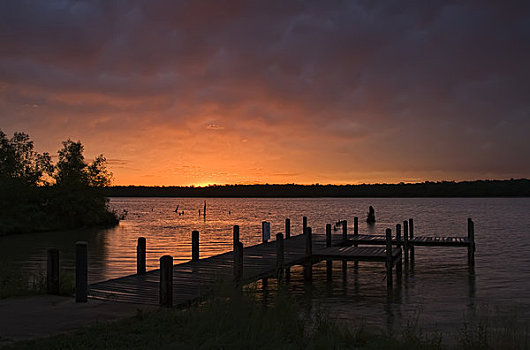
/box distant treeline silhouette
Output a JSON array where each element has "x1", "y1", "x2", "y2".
[{"x1": 105, "y1": 179, "x2": 530, "y2": 198}]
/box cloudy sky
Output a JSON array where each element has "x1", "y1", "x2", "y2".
[{"x1": 1, "y1": 1, "x2": 529, "y2": 185}]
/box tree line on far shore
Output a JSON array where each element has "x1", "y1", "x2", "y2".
[
  {"x1": 105, "y1": 179, "x2": 530, "y2": 198},
  {"x1": 0, "y1": 130, "x2": 117, "y2": 235}
]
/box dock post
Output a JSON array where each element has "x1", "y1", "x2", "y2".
[
  {"x1": 276, "y1": 233, "x2": 284, "y2": 281},
  {"x1": 353, "y1": 216, "x2": 359, "y2": 247},
  {"x1": 192, "y1": 230, "x2": 199, "y2": 261},
  {"x1": 47, "y1": 248, "x2": 59, "y2": 295},
  {"x1": 304, "y1": 227, "x2": 312, "y2": 281},
  {"x1": 262, "y1": 222, "x2": 271, "y2": 243},
  {"x1": 303, "y1": 216, "x2": 307, "y2": 233},
  {"x1": 285, "y1": 218, "x2": 291, "y2": 239},
  {"x1": 325, "y1": 224, "x2": 332, "y2": 281},
  {"x1": 408, "y1": 218, "x2": 415, "y2": 264},
  {"x1": 75, "y1": 241, "x2": 88, "y2": 303},
  {"x1": 137, "y1": 237, "x2": 146, "y2": 275},
  {"x1": 385, "y1": 229, "x2": 393, "y2": 290},
  {"x1": 159, "y1": 255, "x2": 173, "y2": 307},
  {"x1": 341, "y1": 221, "x2": 348, "y2": 273},
  {"x1": 395, "y1": 224, "x2": 402, "y2": 282},
  {"x1": 234, "y1": 242, "x2": 244, "y2": 282},
  {"x1": 233, "y1": 225, "x2": 240, "y2": 250},
  {"x1": 326, "y1": 224, "x2": 332, "y2": 247},
  {"x1": 468, "y1": 218, "x2": 475, "y2": 266},
  {"x1": 403, "y1": 220, "x2": 409, "y2": 263}
]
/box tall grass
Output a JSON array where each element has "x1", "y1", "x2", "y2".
[
  {"x1": 0, "y1": 262, "x2": 74, "y2": 299},
  {"x1": 1, "y1": 281, "x2": 528, "y2": 349}
]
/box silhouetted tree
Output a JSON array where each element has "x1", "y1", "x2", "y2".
[
  {"x1": 54, "y1": 139, "x2": 112, "y2": 187},
  {"x1": 0, "y1": 130, "x2": 53, "y2": 186},
  {"x1": 0, "y1": 132, "x2": 117, "y2": 235}
]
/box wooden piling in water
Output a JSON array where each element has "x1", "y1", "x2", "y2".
[
  {"x1": 233, "y1": 225, "x2": 240, "y2": 250},
  {"x1": 403, "y1": 220, "x2": 409, "y2": 263},
  {"x1": 276, "y1": 233, "x2": 284, "y2": 280},
  {"x1": 47, "y1": 248, "x2": 59, "y2": 295},
  {"x1": 325, "y1": 223, "x2": 332, "y2": 281},
  {"x1": 303, "y1": 216, "x2": 307, "y2": 233},
  {"x1": 395, "y1": 224, "x2": 402, "y2": 281},
  {"x1": 192, "y1": 230, "x2": 199, "y2": 261},
  {"x1": 409, "y1": 218, "x2": 415, "y2": 264},
  {"x1": 305, "y1": 226, "x2": 312, "y2": 256},
  {"x1": 262, "y1": 222, "x2": 271, "y2": 243},
  {"x1": 285, "y1": 218, "x2": 291, "y2": 239},
  {"x1": 137, "y1": 237, "x2": 146, "y2": 275},
  {"x1": 234, "y1": 242, "x2": 244, "y2": 282},
  {"x1": 353, "y1": 217, "x2": 359, "y2": 247},
  {"x1": 304, "y1": 227, "x2": 312, "y2": 281},
  {"x1": 342, "y1": 220, "x2": 348, "y2": 272},
  {"x1": 326, "y1": 224, "x2": 332, "y2": 247},
  {"x1": 468, "y1": 218, "x2": 475, "y2": 266},
  {"x1": 159, "y1": 255, "x2": 173, "y2": 307},
  {"x1": 385, "y1": 229, "x2": 393, "y2": 290},
  {"x1": 75, "y1": 241, "x2": 87, "y2": 303}
]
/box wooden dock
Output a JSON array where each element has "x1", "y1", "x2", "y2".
[
  {"x1": 87, "y1": 226, "x2": 403, "y2": 306},
  {"x1": 46, "y1": 217, "x2": 474, "y2": 307}
]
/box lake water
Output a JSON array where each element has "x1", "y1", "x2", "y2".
[{"x1": 2, "y1": 197, "x2": 530, "y2": 332}]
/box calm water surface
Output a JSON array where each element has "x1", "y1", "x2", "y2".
[{"x1": 2, "y1": 197, "x2": 529, "y2": 331}]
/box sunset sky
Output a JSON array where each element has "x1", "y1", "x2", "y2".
[{"x1": 1, "y1": 1, "x2": 529, "y2": 186}]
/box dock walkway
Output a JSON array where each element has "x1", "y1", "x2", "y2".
[{"x1": 88, "y1": 232, "x2": 400, "y2": 306}]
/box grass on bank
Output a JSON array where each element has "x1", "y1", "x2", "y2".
[
  {"x1": 4, "y1": 285, "x2": 528, "y2": 350},
  {"x1": 0, "y1": 262, "x2": 74, "y2": 299}
]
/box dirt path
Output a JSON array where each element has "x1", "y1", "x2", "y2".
[{"x1": 0, "y1": 295, "x2": 155, "y2": 347}]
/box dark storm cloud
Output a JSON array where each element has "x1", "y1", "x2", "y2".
[{"x1": 1, "y1": 0, "x2": 530, "y2": 183}]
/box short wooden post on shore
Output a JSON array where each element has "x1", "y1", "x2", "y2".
[
  {"x1": 285, "y1": 218, "x2": 291, "y2": 239},
  {"x1": 304, "y1": 226, "x2": 312, "y2": 281},
  {"x1": 303, "y1": 216, "x2": 307, "y2": 233},
  {"x1": 137, "y1": 237, "x2": 146, "y2": 275},
  {"x1": 468, "y1": 218, "x2": 475, "y2": 266},
  {"x1": 47, "y1": 248, "x2": 60, "y2": 295},
  {"x1": 233, "y1": 225, "x2": 240, "y2": 250},
  {"x1": 353, "y1": 216, "x2": 359, "y2": 247},
  {"x1": 159, "y1": 255, "x2": 173, "y2": 307},
  {"x1": 276, "y1": 233, "x2": 284, "y2": 280},
  {"x1": 409, "y1": 218, "x2": 415, "y2": 264},
  {"x1": 192, "y1": 230, "x2": 199, "y2": 261},
  {"x1": 75, "y1": 241, "x2": 88, "y2": 303},
  {"x1": 403, "y1": 220, "x2": 409, "y2": 263},
  {"x1": 234, "y1": 241, "x2": 244, "y2": 282},
  {"x1": 385, "y1": 229, "x2": 393, "y2": 290}
]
